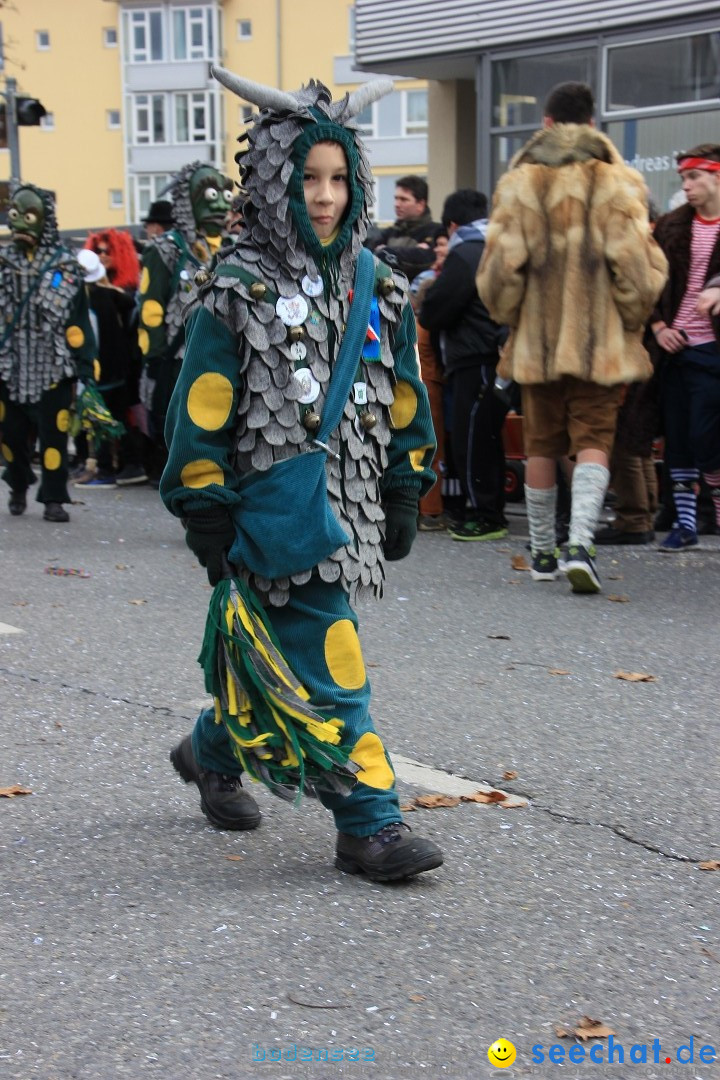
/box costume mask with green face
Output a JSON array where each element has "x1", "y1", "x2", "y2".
[
  {"x1": 189, "y1": 166, "x2": 233, "y2": 237},
  {"x1": 8, "y1": 188, "x2": 46, "y2": 252}
]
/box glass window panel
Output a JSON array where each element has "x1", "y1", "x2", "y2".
[
  {"x1": 406, "y1": 90, "x2": 427, "y2": 125},
  {"x1": 491, "y1": 132, "x2": 535, "y2": 188},
  {"x1": 150, "y1": 11, "x2": 163, "y2": 60},
  {"x1": 152, "y1": 95, "x2": 165, "y2": 142},
  {"x1": 206, "y1": 9, "x2": 214, "y2": 56},
  {"x1": 173, "y1": 11, "x2": 186, "y2": 60},
  {"x1": 176, "y1": 95, "x2": 189, "y2": 142},
  {"x1": 354, "y1": 103, "x2": 374, "y2": 135},
  {"x1": 492, "y1": 49, "x2": 596, "y2": 127},
  {"x1": 607, "y1": 33, "x2": 720, "y2": 111},
  {"x1": 133, "y1": 24, "x2": 145, "y2": 56}
]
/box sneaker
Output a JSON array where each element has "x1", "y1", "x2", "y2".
[
  {"x1": 115, "y1": 464, "x2": 148, "y2": 486},
  {"x1": 170, "y1": 735, "x2": 261, "y2": 831},
  {"x1": 72, "y1": 467, "x2": 96, "y2": 485},
  {"x1": 658, "y1": 526, "x2": 699, "y2": 552},
  {"x1": 75, "y1": 473, "x2": 117, "y2": 488},
  {"x1": 417, "y1": 513, "x2": 446, "y2": 532},
  {"x1": 531, "y1": 550, "x2": 560, "y2": 581},
  {"x1": 43, "y1": 502, "x2": 70, "y2": 523},
  {"x1": 448, "y1": 520, "x2": 509, "y2": 542},
  {"x1": 335, "y1": 822, "x2": 443, "y2": 882},
  {"x1": 563, "y1": 543, "x2": 601, "y2": 594},
  {"x1": 8, "y1": 490, "x2": 26, "y2": 516}
]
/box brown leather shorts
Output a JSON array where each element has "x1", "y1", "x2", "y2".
[{"x1": 521, "y1": 377, "x2": 623, "y2": 459}]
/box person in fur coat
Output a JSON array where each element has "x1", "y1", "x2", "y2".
[{"x1": 477, "y1": 81, "x2": 667, "y2": 593}]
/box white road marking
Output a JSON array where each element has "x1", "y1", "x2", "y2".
[
  {"x1": 393, "y1": 754, "x2": 528, "y2": 805},
  {"x1": 0, "y1": 622, "x2": 24, "y2": 635}
]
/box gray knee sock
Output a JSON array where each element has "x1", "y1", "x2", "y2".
[
  {"x1": 524, "y1": 485, "x2": 557, "y2": 554},
  {"x1": 570, "y1": 463, "x2": 610, "y2": 549}
]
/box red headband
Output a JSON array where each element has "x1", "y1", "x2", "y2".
[{"x1": 677, "y1": 157, "x2": 720, "y2": 174}]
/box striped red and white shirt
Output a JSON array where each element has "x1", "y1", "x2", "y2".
[{"x1": 673, "y1": 215, "x2": 720, "y2": 345}]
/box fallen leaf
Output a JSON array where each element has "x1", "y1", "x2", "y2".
[
  {"x1": 613, "y1": 670, "x2": 657, "y2": 682},
  {"x1": 115, "y1": 563, "x2": 129, "y2": 570},
  {"x1": 556, "y1": 1015, "x2": 616, "y2": 1041},
  {"x1": 700, "y1": 946, "x2": 720, "y2": 963},
  {"x1": 699, "y1": 860, "x2": 720, "y2": 871},
  {"x1": 548, "y1": 668, "x2": 571, "y2": 676},
  {"x1": 507, "y1": 579, "x2": 521, "y2": 585},
  {"x1": 223, "y1": 854, "x2": 244, "y2": 862},
  {"x1": 607, "y1": 594, "x2": 630, "y2": 603},
  {"x1": 511, "y1": 555, "x2": 530, "y2": 571},
  {"x1": 461, "y1": 790, "x2": 508, "y2": 804},
  {"x1": 0, "y1": 785, "x2": 32, "y2": 798},
  {"x1": 607, "y1": 574, "x2": 624, "y2": 581},
  {"x1": 13, "y1": 601, "x2": 28, "y2": 607},
  {"x1": 413, "y1": 793, "x2": 461, "y2": 809},
  {"x1": 129, "y1": 598, "x2": 147, "y2": 606},
  {"x1": 399, "y1": 802, "x2": 417, "y2": 812},
  {"x1": 488, "y1": 633, "x2": 511, "y2": 640},
  {"x1": 503, "y1": 770, "x2": 518, "y2": 781},
  {"x1": 54, "y1": 721, "x2": 63, "y2": 729},
  {"x1": 408, "y1": 994, "x2": 426, "y2": 1003}
]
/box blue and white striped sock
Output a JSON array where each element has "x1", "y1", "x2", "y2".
[{"x1": 669, "y1": 468, "x2": 699, "y2": 532}]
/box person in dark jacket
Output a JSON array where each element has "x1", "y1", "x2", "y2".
[
  {"x1": 367, "y1": 175, "x2": 444, "y2": 282},
  {"x1": 419, "y1": 188, "x2": 508, "y2": 540}
]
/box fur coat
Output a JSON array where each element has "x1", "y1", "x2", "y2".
[{"x1": 477, "y1": 125, "x2": 668, "y2": 386}]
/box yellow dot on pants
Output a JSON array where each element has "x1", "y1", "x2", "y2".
[
  {"x1": 187, "y1": 372, "x2": 234, "y2": 431},
  {"x1": 389, "y1": 381, "x2": 417, "y2": 429},
  {"x1": 66, "y1": 325, "x2": 85, "y2": 349},
  {"x1": 138, "y1": 328, "x2": 150, "y2": 356},
  {"x1": 349, "y1": 732, "x2": 395, "y2": 790},
  {"x1": 56, "y1": 408, "x2": 70, "y2": 432},
  {"x1": 1, "y1": 442, "x2": 14, "y2": 463},
  {"x1": 324, "y1": 619, "x2": 366, "y2": 690},
  {"x1": 140, "y1": 266, "x2": 150, "y2": 294},
  {"x1": 44, "y1": 447, "x2": 61, "y2": 470},
  {"x1": 93, "y1": 359, "x2": 101, "y2": 381},
  {"x1": 141, "y1": 299, "x2": 164, "y2": 329},
  {"x1": 410, "y1": 444, "x2": 433, "y2": 472},
  {"x1": 0, "y1": 401, "x2": 5, "y2": 422},
  {"x1": 180, "y1": 459, "x2": 225, "y2": 489}
]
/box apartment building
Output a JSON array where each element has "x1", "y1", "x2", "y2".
[{"x1": 1, "y1": 0, "x2": 429, "y2": 232}]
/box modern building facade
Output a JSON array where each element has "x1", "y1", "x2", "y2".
[
  {"x1": 0, "y1": 1, "x2": 428, "y2": 231},
  {"x1": 354, "y1": 0, "x2": 720, "y2": 213}
]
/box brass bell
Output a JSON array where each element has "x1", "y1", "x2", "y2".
[
  {"x1": 376, "y1": 276, "x2": 394, "y2": 297},
  {"x1": 303, "y1": 410, "x2": 321, "y2": 432},
  {"x1": 288, "y1": 324, "x2": 306, "y2": 344},
  {"x1": 360, "y1": 410, "x2": 377, "y2": 431},
  {"x1": 249, "y1": 282, "x2": 267, "y2": 301},
  {"x1": 194, "y1": 268, "x2": 211, "y2": 286}
]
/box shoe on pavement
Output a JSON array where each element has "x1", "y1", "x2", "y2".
[
  {"x1": 115, "y1": 464, "x2": 148, "y2": 486},
  {"x1": 417, "y1": 513, "x2": 446, "y2": 532},
  {"x1": 449, "y1": 519, "x2": 509, "y2": 542},
  {"x1": 658, "y1": 526, "x2": 699, "y2": 552},
  {"x1": 531, "y1": 550, "x2": 560, "y2": 581},
  {"x1": 43, "y1": 502, "x2": 70, "y2": 522},
  {"x1": 335, "y1": 822, "x2": 443, "y2": 882},
  {"x1": 75, "y1": 473, "x2": 116, "y2": 488},
  {"x1": 563, "y1": 543, "x2": 601, "y2": 594},
  {"x1": 595, "y1": 526, "x2": 654, "y2": 545},
  {"x1": 170, "y1": 735, "x2": 261, "y2": 831},
  {"x1": 8, "y1": 489, "x2": 27, "y2": 516}
]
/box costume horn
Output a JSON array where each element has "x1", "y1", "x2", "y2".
[
  {"x1": 210, "y1": 65, "x2": 299, "y2": 113},
  {"x1": 345, "y1": 78, "x2": 394, "y2": 118}
]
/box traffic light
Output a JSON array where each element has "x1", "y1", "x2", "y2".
[{"x1": 16, "y1": 96, "x2": 46, "y2": 126}]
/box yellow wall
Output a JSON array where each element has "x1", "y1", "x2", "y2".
[{"x1": 1, "y1": 0, "x2": 125, "y2": 232}]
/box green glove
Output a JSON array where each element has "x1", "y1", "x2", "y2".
[
  {"x1": 382, "y1": 489, "x2": 419, "y2": 561},
  {"x1": 184, "y1": 508, "x2": 236, "y2": 585}
]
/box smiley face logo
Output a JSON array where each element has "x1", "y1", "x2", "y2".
[{"x1": 488, "y1": 1039, "x2": 517, "y2": 1068}]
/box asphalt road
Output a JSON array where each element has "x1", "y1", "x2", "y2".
[{"x1": 1, "y1": 486, "x2": 718, "y2": 1080}]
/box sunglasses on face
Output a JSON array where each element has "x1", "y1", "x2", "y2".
[{"x1": 97, "y1": 247, "x2": 110, "y2": 255}]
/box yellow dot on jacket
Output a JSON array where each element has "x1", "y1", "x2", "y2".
[
  {"x1": 56, "y1": 408, "x2": 70, "y2": 432},
  {"x1": 349, "y1": 731, "x2": 394, "y2": 790},
  {"x1": 66, "y1": 325, "x2": 84, "y2": 349},
  {"x1": 93, "y1": 359, "x2": 101, "y2": 381},
  {"x1": 187, "y1": 372, "x2": 234, "y2": 431},
  {"x1": 180, "y1": 459, "x2": 225, "y2": 489},
  {"x1": 141, "y1": 299, "x2": 164, "y2": 328},
  {"x1": 324, "y1": 619, "x2": 366, "y2": 690},
  {"x1": 140, "y1": 266, "x2": 150, "y2": 294},
  {"x1": 1, "y1": 442, "x2": 13, "y2": 462},
  {"x1": 138, "y1": 328, "x2": 150, "y2": 355},
  {"x1": 410, "y1": 444, "x2": 433, "y2": 472},
  {"x1": 44, "y1": 447, "x2": 61, "y2": 470},
  {"x1": 389, "y1": 381, "x2": 417, "y2": 429}
]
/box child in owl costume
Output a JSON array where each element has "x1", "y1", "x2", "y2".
[
  {"x1": 0, "y1": 183, "x2": 96, "y2": 522},
  {"x1": 161, "y1": 68, "x2": 443, "y2": 882}
]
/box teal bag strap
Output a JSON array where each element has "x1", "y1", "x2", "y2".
[{"x1": 316, "y1": 247, "x2": 375, "y2": 442}]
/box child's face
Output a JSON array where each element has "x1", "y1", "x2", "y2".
[{"x1": 303, "y1": 142, "x2": 349, "y2": 240}]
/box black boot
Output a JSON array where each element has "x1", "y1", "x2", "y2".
[
  {"x1": 43, "y1": 502, "x2": 70, "y2": 522},
  {"x1": 335, "y1": 822, "x2": 443, "y2": 882},
  {"x1": 8, "y1": 490, "x2": 27, "y2": 516},
  {"x1": 170, "y1": 735, "x2": 261, "y2": 831}
]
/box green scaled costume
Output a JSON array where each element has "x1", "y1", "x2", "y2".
[
  {"x1": 0, "y1": 183, "x2": 96, "y2": 514},
  {"x1": 161, "y1": 70, "x2": 436, "y2": 834}
]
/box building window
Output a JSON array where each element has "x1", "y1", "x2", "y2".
[
  {"x1": 492, "y1": 48, "x2": 596, "y2": 128},
  {"x1": 40, "y1": 113, "x2": 55, "y2": 131},
  {"x1": 237, "y1": 19, "x2": 252, "y2": 41},
  {"x1": 403, "y1": 90, "x2": 428, "y2": 135},
  {"x1": 353, "y1": 101, "x2": 376, "y2": 137},
  {"x1": 35, "y1": 30, "x2": 50, "y2": 50},
  {"x1": 103, "y1": 27, "x2": 118, "y2": 48},
  {"x1": 107, "y1": 109, "x2": 122, "y2": 130},
  {"x1": 175, "y1": 91, "x2": 213, "y2": 143},
  {"x1": 606, "y1": 32, "x2": 720, "y2": 114},
  {"x1": 172, "y1": 6, "x2": 214, "y2": 61},
  {"x1": 348, "y1": 6, "x2": 356, "y2": 52},
  {"x1": 132, "y1": 173, "x2": 171, "y2": 223},
  {"x1": 124, "y1": 9, "x2": 164, "y2": 63},
  {"x1": 109, "y1": 189, "x2": 124, "y2": 210},
  {"x1": 131, "y1": 93, "x2": 167, "y2": 144}
]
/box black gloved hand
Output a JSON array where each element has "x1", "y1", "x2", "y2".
[
  {"x1": 184, "y1": 508, "x2": 236, "y2": 585},
  {"x1": 382, "y1": 489, "x2": 419, "y2": 561}
]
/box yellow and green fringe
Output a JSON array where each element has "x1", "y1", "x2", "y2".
[{"x1": 199, "y1": 576, "x2": 359, "y2": 803}]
